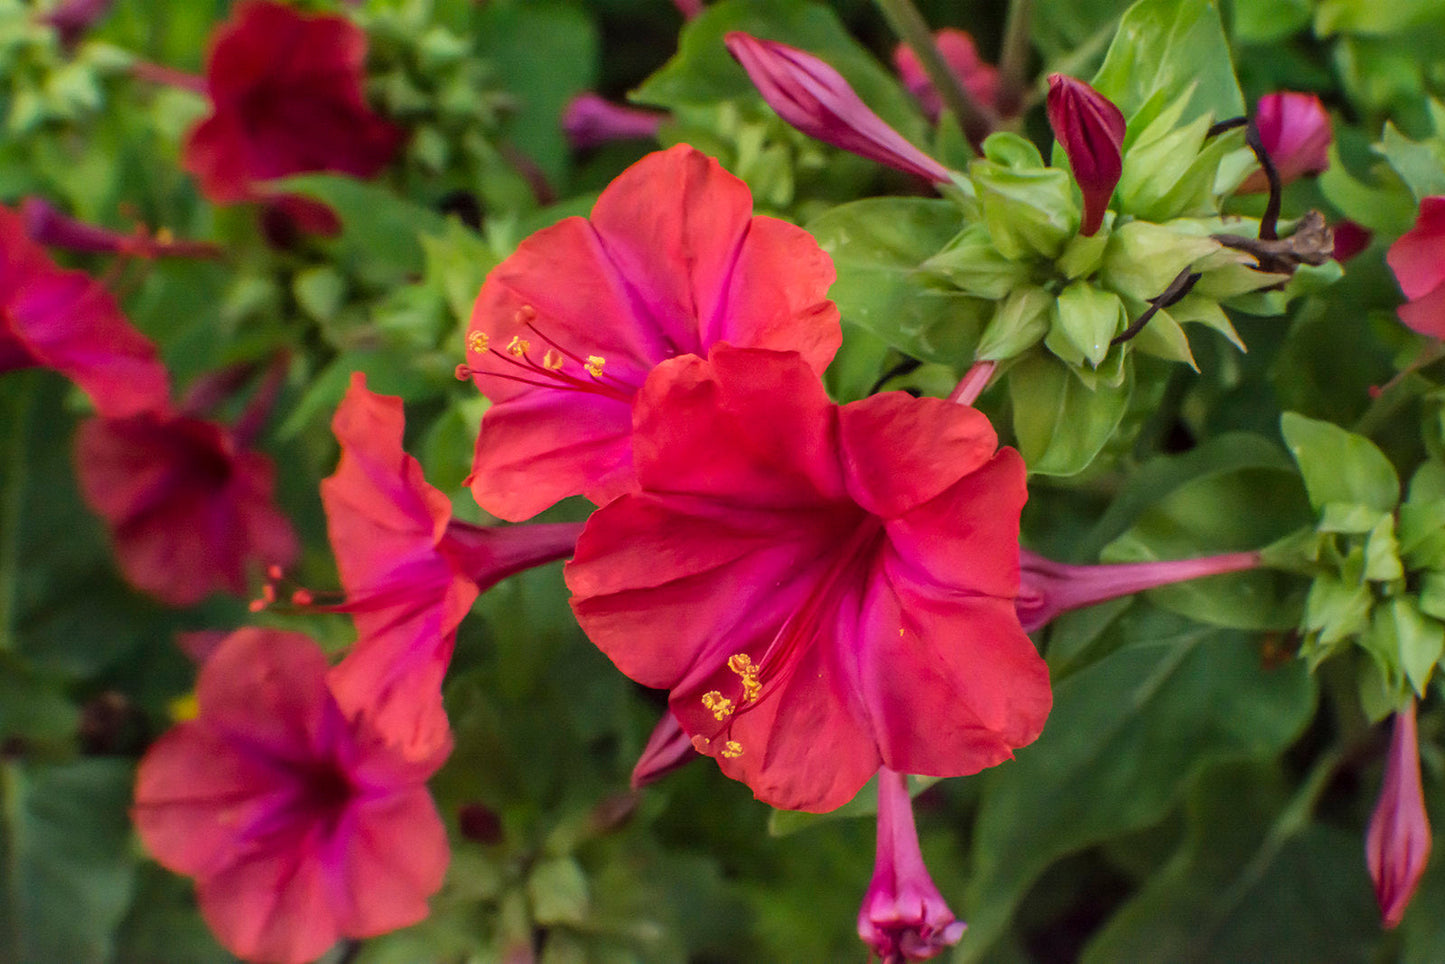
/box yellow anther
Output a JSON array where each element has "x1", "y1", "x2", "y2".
[
  {"x1": 721, "y1": 740, "x2": 744, "y2": 758},
  {"x1": 899, "y1": 627, "x2": 905, "y2": 637},
  {"x1": 169, "y1": 692, "x2": 199, "y2": 722},
  {"x1": 514, "y1": 305, "x2": 537, "y2": 325},
  {"x1": 701, "y1": 690, "x2": 735, "y2": 721},
  {"x1": 691, "y1": 735, "x2": 711, "y2": 752},
  {"x1": 467, "y1": 331, "x2": 490, "y2": 353},
  {"x1": 585, "y1": 354, "x2": 606, "y2": 377},
  {"x1": 507, "y1": 335, "x2": 530, "y2": 357},
  {"x1": 542, "y1": 349, "x2": 565, "y2": 371},
  {"x1": 728, "y1": 653, "x2": 762, "y2": 703}
]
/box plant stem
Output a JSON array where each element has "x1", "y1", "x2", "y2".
[
  {"x1": 0, "y1": 379, "x2": 35, "y2": 653},
  {"x1": 872, "y1": 0, "x2": 998, "y2": 143},
  {"x1": 996, "y1": 0, "x2": 1033, "y2": 117}
]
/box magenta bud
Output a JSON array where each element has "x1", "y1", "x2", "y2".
[
  {"x1": 630, "y1": 711, "x2": 699, "y2": 789},
  {"x1": 562, "y1": 93, "x2": 665, "y2": 150},
  {"x1": 1367, "y1": 700, "x2": 1432, "y2": 929},
  {"x1": 1045, "y1": 74, "x2": 1126, "y2": 237},
  {"x1": 724, "y1": 32, "x2": 951, "y2": 184},
  {"x1": 1239, "y1": 92, "x2": 1331, "y2": 195}
]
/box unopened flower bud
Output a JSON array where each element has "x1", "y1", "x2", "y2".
[
  {"x1": 1367, "y1": 700, "x2": 1432, "y2": 929},
  {"x1": 1238, "y1": 92, "x2": 1331, "y2": 195},
  {"x1": 1045, "y1": 74, "x2": 1125, "y2": 236}
]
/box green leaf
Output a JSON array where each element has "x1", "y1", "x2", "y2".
[
  {"x1": 1389, "y1": 597, "x2": 1444, "y2": 695},
  {"x1": 1280, "y1": 412, "x2": 1401, "y2": 513},
  {"x1": 957, "y1": 611, "x2": 1316, "y2": 962},
  {"x1": 1091, "y1": 0, "x2": 1244, "y2": 126},
  {"x1": 1376, "y1": 122, "x2": 1445, "y2": 201},
  {"x1": 527, "y1": 857, "x2": 590, "y2": 926},
  {"x1": 1008, "y1": 353, "x2": 1133, "y2": 476},
  {"x1": 1315, "y1": 0, "x2": 1444, "y2": 35},
  {"x1": 1051, "y1": 282, "x2": 1126, "y2": 368},
  {"x1": 971, "y1": 137, "x2": 1080, "y2": 261},
  {"x1": 0, "y1": 760, "x2": 137, "y2": 964}
]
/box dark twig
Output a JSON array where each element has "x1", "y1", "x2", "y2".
[
  {"x1": 1213, "y1": 209, "x2": 1335, "y2": 275},
  {"x1": 1207, "y1": 115, "x2": 1248, "y2": 138},
  {"x1": 1110, "y1": 268, "x2": 1201, "y2": 347},
  {"x1": 1244, "y1": 119, "x2": 1282, "y2": 241}
]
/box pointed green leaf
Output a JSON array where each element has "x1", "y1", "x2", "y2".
[{"x1": 1280, "y1": 413, "x2": 1400, "y2": 513}]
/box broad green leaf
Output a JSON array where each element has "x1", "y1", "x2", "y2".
[
  {"x1": 1317, "y1": 146, "x2": 1418, "y2": 235},
  {"x1": 528, "y1": 857, "x2": 590, "y2": 925},
  {"x1": 1315, "y1": 0, "x2": 1443, "y2": 35},
  {"x1": 1008, "y1": 353, "x2": 1133, "y2": 476},
  {"x1": 1091, "y1": 0, "x2": 1244, "y2": 125},
  {"x1": 957, "y1": 611, "x2": 1315, "y2": 962},
  {"x1": 1080, "y1": 761, "x2": 1378, "y2": 963},
  {"x1": 1376, "y1": 122, "x2": 1445, "y2": 201},
  {"x1": 0, "y1": 760, "x2": 137, "y2": 964},
  {"x1": 1229, "y1": 0, "x2": 1311, "y2": 42},
  {"x1": 1280, "y1": 412, "x2": 1401, "y2": 513}
]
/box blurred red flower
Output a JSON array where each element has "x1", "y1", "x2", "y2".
[
  {"x1": 893, "y1": 29, "x2": 1001, "y2": 122},
  {"x1": 75, "y1": 410, "x2": 297, "y2": 606},
  {"x1": 566, "y1": 347, "x2": 1050, "y2": 813},
  {"x1": 1238, "y1": 91, "x2": 1332, "y2": 195},
  {"x1": 133, "y1": 628, "x2": 448, "y2": 964},
  {"x1": 0, "y1": 205, "x2": 169, "y2": 418},
  {"x1": 1387, "y1": 196, "x2": 1445, "y2": 337},
  {"x1": 183, "y1": 0, "x2": 404, "y2": 234},
  {"x1": 463, "y1": 144, "x2": 840, "y2": 521}
]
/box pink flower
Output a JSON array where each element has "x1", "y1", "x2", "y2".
[
  {"x1": 1238, "y1": 92, "x2": 1332, "y2": 195},
  {"x1": 321, "y1": 373, "x2": 582, "y2": 760},
  {"x1": 1045, "y1": 74, "x2": 1125, "y2": 237},
  {"x1": 1367, "y1": 700, "x2": 1432, "y2": 929},
  {"x1": 565, "y1": 346, "x2": 1050, "y2": 813},
  {"x1": 724, "y1": 32, "x2": 952, "y2": 184},
  {"x1": 1387, "y1": 196, "x2": 1445, "y2": 338},
  {"x1": 857, "y1": 768, "x2": 966, "y2": 962},
  {"x1": 38, "y1": 0, "x2": 112, "y2": 46},
  {"x1": 133, "y1": 628, "x2": 449, "y2": 963},
  {"x1": 183, "y1": 1, "x2": 404, "y2": 232},
  {"x1": 562, "y1": 93, "x2": 665, "y2": 149},
  {"x1": 893, "y1": 29, "x2": 1000, "y2": 122},
  {"x1": 1016, "y1": 548, "x2": 1262, "y2": 632},
  {"x1": 463, "y1": 144, "x2": 840, "y2": 521},
  {"x1": 0, "y1": 205, "x2": 169, "y2": 418},
  {"x1": 74, "y1": 410, "x2": 297, "y2": 606}
]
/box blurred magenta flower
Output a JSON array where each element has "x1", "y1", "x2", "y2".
[
  {"x1": 1387, "y1": 196, "x2": 1445, "y2": 337},
  {"x1": 463, "y1": 144, "x2": 840, "y2": 521},
  {"x1": 75, "y1": 410, "x2": 297, "y2": 606},
  {"x1": 1332, "y1": 219, "x2": 1371, "y2": 262},
  {"x1": 566, "y1": 346, "x2": 1049, "y2": 813},
  {"x1": 893, "y1": 29, "x2": 1000, "y2": 122},
  {"x1": 1238, "y1": 91, "x2": 1332, "y2": 195},
  {"x1": 320, "y1": 374, "x2": 582, "y2": 761},
  {"x1": 21, "y1": 197, "x2": 221, "y2": 259},
  {"x1": 857, "y1": 768, "x2": 966, "y2": 962},
  {"x1": 1367, "y1": 700, "x2": 1432, "y2": 929},
  {"x1": 724, "y1": 32, "x2": 952, "y2": 183},
  {"x1": 0, "y1": 205, "x2": 170, "y2": 418},
  {"x1": 38, "y1": 0, "x2": 112, "y2": 46},
  {"x1": 183, "y1": 0, "x2": 404, "y2": 234},
  {"x1": 1016, "y1": 548, "x2": 1262, "y2": 632},
  {"x1": 1045, "y1": 74, "x2": 1125, "y2": 237},
  {"x1": 133, "y1": 628, "x2": 449, "y2": 964},
  {"x1": 562, "y1": 92, "x2": 664, "y2": 150}
]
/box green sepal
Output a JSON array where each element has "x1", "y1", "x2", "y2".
[
  {"x1": 920, "y1": 224, "x2": 1033, "y2": 299},
  {"x1": 1388, "y1": 597, "x2": 1444, "y2": 695},
  {"x1": 1128, "y1": 305, "x2": 1198, "y2": 369},
  {"x1": 970, "y1": 133, "x2": 1080, "y2": 261},
  {"x1": 1418, "y1": 571, "x2": 1445, "y2": 622},
  {"x1": 1362, "y1": 514, "x2": 1405, "y2": 583},
  {"x1": 1008, "y1": 352, "x2": 1133, "y2": 476},
  {"x1": 1052, "y1": 282, "x2": 1127, "y2": 368},
  {"x1": 1317, "y1": 502, "x2": 1391, "y2": 536},
  {"x1": 1057, "y1": 224, "x2": 1113, "y2": 280},
  {"x1": 976, "y1": 286, "x2": 1053, "y2": 361},
  {"x1": 1302, "y1": 574, "x2": 1373, "y2": 655},
  {"x1": 1101, "y1": 220, "x2": 1220, "y2": 301}
]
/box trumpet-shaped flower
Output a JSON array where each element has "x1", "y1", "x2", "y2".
[
  {"x1": 1387, "y1": 196, "x2": 1445, "y2": 337},
  {"x1": 133, "y1": 628, "x2": 449, "y2": 964},
  {"x1": 857, "y1": 768, "x2": 966, "y2": 962},
  {"x1": 1367, "y1": 700, "x2": 1432, "y2": 929},
  {"x1": 322, "y1": 374, "x2": 582, "y2": 760},
  {"x1": 1045, "y1": 74, "x2": 1125, "y2": 237},
  {"x1": 0, "y1": 205, "x2": 169, "y2": 418},
  {"x1": 463, "y1": 144, "x2": 840, "y2": 521},
  {"x1": 566, "y1": 347, "x2": 1050, "y2": 813}
]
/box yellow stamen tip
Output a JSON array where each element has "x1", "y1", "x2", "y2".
[
  {"x1": 169, "y1": 692, "x2": 199, "y2": 722},
  {"x1": 721, "y1": 740, "x2": 743, "y2": 758},
  {"x1": 585, "y1": 354, "x2": 606, "y2": 377},
  {"x1": 701, "y1": 690, "x2": 735, "y2": 720},
  {"x1": 467, "y1": 331, "x2": 490, "y2": 354},
  {"x1": 542, "y1": 349, "x2": 565, "y2": 371},
  {"x1": 507, "y1": 335, "x2": 530, "y2": 357},
  {"x1": 514, "y1": 305, "x2": 537, "y2": 325}
]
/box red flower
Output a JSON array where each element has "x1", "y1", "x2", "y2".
[
  {"x1": 724, "y1": 32, "x2": 952, "y2": 184},
  {"x1": 322, "y1": 374, "x2": 581, "y2": 760},
  {"x1": 1367, "y1": 700, "x2": 1432, "y2": 929},
  {"x1": 463, "y1": 144, "x2": 840, "y2": 521},
  {"x1": 74, "y1": 411, "x2": 297, "y2": 606},
  {"x1": 893, "y1": 29, "x2": 1000, "y2": 122},
  {"x1": 857, "y1": 768, "x2": 966, "y2": 962},
  {"x1": 1045, "y1": 74, "x2": 1125, "y2": 237},
  {"x1": 1238, "y1": 92, "x2": 1332, "y2": 195},
  {"x1": 183, "y1": 0, "x2": 404, "y2": 231},
  {"x1": 133, "y1": 628, "x2": 448, "y2": 964},
  {"x1": 1387, "y1": 196, "x2": 1445, "y2": 337},
  {"x1": 565, "y1": 347, "x2": 1050, "y2": 813},
  {"x1": 0, "y1": 205, "x2": 169, "y2": 418}
]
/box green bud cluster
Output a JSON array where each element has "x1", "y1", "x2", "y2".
[
  {"x1": 0, "y1": 1, "x2": 133, "y2": 136},
  {"x1": 1271, "y1": 413, "x2": 1445, "y2": 720}
]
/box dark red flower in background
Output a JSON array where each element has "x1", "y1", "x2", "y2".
[
  {"x1": 321, "y1": 374, "x2": 581, "y2": 761},
  {"x1": 134, "y1": 628, "x2": 448, "y2": 964},
  {"x1": 1387, "y1": 196, "x2": 1445, "y2": 338},
  {"x1": 1238, "y1": 91, "x2": 1332, "y2": 195},
  {"x1": 464, "y1": 144, "x2": 840, "y2": 521},
  {"x1": 74, "y1": 410, "x2": 297, "y2": 606},
  {"x1": 0, "y1": 205, "x2": 169, "y2": 418},
  {"x1": 1045, "y1": 74, "x2": 1125, "y2": 237},
  {"x1": 566, "y1": 347, "x2": 1050, "y2": 813},
  {"x1": 183, "y1": 0, "x2": 404, "y2": 233},
  {"x1": 893, "y1": 29, "x2": 1000, "y2": 122}
]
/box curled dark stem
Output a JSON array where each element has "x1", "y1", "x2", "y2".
[
  {"x1": 1110, "y1": 268, "x2": 1201, "y2": 347},
  {"x1": 869, "y1": 356, "x2": 923, "y2": 394},
  {"x1": 1207, "y1": 115, "x2": 1248, "y2": 138},
  {"x1": 1213, "y1": 209, "x2": 1335, "y2": 275},
  {"x1": 1245, "y1": 119, "x2": 1282, "y2": 241}
]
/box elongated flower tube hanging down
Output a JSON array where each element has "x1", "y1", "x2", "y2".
[
  {"x1": 133, "y1": 628, "x2": 449, "y2": 964},
  {"x1": 319, "y1": 374, "x2": 582, "y2": 761},
  {"x1": 1367, "y1": 700, "x2": 1432, "y2": 929},
  {"x1": 858, "y1": 768, "x2": 966, "y2": 962},
  {"x1": 562, "y1": 93, "x2": 664, "y2": 150},
  {"x1": 21, "y1": 197, "x2": 221, "y2": 259},
  {"x1": 1045, "y1": 74, "x2": 1125, "y2": 237},
  {"x1": 724, "y1": 32, "x2": 952, "y2": 184},
  {"x1": 566, "y1": 346, "x2": 1050, "y2": 813},
  {"x1": 462, "y1": 144, "x2": 840, "y2": 521}
]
